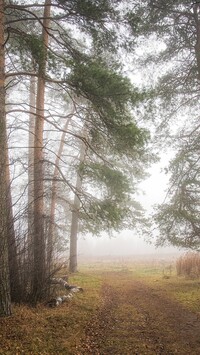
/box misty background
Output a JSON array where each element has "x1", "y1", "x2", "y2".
[{"x1": 78, "y1": 154, "x2": 182, "y2": 257}]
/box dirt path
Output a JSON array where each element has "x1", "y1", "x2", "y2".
[{"x1": 76, "y1": 272, "x2": 200, "y2": 354}]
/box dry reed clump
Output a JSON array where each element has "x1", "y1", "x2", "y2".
[{"x1": 176, "y1": 252, "x2": 200, "y2": 278}]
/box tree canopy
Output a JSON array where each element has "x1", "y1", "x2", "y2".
[
  {"x1": 0, "y1": 0, "x2": 154, "y2": 312},
  {"x1": 131, "y1": 0, "x2": 200, "y2": 249}
]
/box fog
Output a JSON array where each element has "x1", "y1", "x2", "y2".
[
  {"x1": 78, "y1": 156, "x2": 184, "y2": 258},
  {"x1": 78, "y1": 232, "x2": 181, "y2": 257}
]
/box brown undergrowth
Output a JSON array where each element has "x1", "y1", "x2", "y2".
[
  {"x1": 0, "y1": 271, "x2": 102, "y2": 354},
  {"x1": 1, "y1": 259, "x2": 200, "y2": 354},
  {"x1": 76, "y1": 270, "x2": 200, "y2": 354}
]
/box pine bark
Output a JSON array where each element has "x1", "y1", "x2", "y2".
[
  {"x1": 0, "y1": 0, "x2": 12, "y2": 316},
  {"x1": 32, "y1": 0, "x2": 51, "y2": 303}
]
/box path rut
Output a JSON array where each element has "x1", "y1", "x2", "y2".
[{"x1": 76, "y1": 273, "x2": 200, "y2": 354}]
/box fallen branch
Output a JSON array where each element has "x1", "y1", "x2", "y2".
[
  {"x1": 46, "y1": 294, "x2": 73, "y2": 307},
  {"x1": 51, "y1": 277, "x2": 83, "y2": 292},
  {"x1": 46, "y1": 277, "x2": 83, "y2": 307}
]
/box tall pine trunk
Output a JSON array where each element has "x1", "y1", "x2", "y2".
[
  {"x1": 27, "y1": 75, "x2": 36, "y2": 290},
  {"x1": 0, "y1": 0, "x2": 12, "y2": 316},
  {"x1": 32, "y1": 0, "x2": 51, "y2": 303},
  {"x1": 69, "y1": 133, "x2": 86, "y2": 273}
]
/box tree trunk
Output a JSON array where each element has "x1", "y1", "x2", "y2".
[
  {"x1": 32, "y1": 0, "x2": 51, "y2": 303},
  {"x1": 69, "y1": 199, "x2": 80, "y2": 273},
  {"x1": 27, "y1": 75, "x2": 36, "y2": 287},
  {"x1": 69, "y1": 133, "x2": 87, "y2": 273},
  {"x1": 6, "y1": 151, "x2": 21, "y2": 304},
  {"x1": 47, "y1": 115, "x2": 73, "y2": 274},
  {"x1": 0, "y1": 0, "x2": 12, "y2": 316}
]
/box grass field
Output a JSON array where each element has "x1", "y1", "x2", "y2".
[{"x1": 1, "y1": 255, "x2": 200, "y2": 354}]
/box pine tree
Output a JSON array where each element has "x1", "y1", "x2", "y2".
[
  {"x1": 131, "y1": 0, "x2": 200, "y2": 249},
  {"x1": 2, "y1": 0, "x2": 152, "y2": 301}
]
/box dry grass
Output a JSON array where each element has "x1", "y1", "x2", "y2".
[
  {"x1": 176, "y1": 252, "x2": 200, "y2": 278},
  {"x1": 0, "y1": 271, "x2": 103, "y2": 355},
  {"x1": 1, "y1": 257, "x2": 200, "y2": 354}
]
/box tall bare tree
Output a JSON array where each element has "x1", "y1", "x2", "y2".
[{"x1": 0, "y1": 0, "x2": 11, "y2": 316}]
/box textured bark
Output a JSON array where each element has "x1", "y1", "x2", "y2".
[
  {"x1": 47, "y1": 116, "x2": 72, "y2": 273},
  {"x1": 69, "y1": 133, "x2": 86, "y2": 273},
  {"x1": 32, "y1": 0, "x2": 51, "y2": 303},
  {"x1": 0, "y1": 0, "x2": 12, "y2": 316}
]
